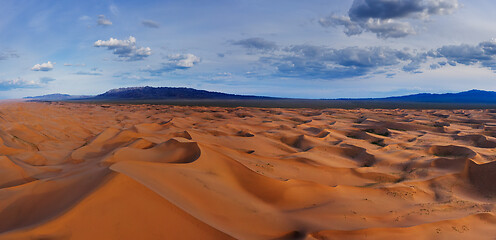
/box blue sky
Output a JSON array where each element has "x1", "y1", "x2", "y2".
[{"x1": 1, "y1": 0, "x2": 496, "y2": 99}]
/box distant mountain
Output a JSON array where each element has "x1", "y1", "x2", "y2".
[
  {"x1": 24, "y1": 93, "x2": 92, "y2": 101},
  {"x1": 368, "y1": 89, "x2": 496, "y2": 103},
  {"x1": 93, "y1": 86, "x2": 277, "y2": 100},
  {"x1": 24, "y1": 88, "x2": 496, "y2": 107}
]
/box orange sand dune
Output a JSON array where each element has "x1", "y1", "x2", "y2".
[{"x1": 0, "y1": 102, "x2": 496, "y2": 239}]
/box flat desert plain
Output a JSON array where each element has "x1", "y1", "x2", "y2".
[{"x1": 1, "y1": 102, "x2": 496, "y2": 240}]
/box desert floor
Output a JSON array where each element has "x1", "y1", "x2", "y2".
[{"x1": 0, "y1": 102, "x2": 496, "y2": 239}]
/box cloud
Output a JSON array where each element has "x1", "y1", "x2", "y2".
[
  {"x1": 0, "y1": 50, "x2": 19, "y2": 60},
  {"x1": 74, "y1": 67, "x2": 103, "y2": 76},
  {"x1": 167, "y1": 54, "x2": 201, "y2": 68},
  {"x1": 0, "y1": 78, "x2": 40, "y2": 91},
  {"x1": 321, "y1": 0, "x2": 459, "y2": 38},
  {"x1": 252, "y1": 38, "x2": 496, "y2": 80},
  {"x1": 74, "y1": 71, "x2": 103, "y2": 76},
  {"x1": 348, "y1": 0, "x2": 459, "y2": 20},
  {"x1": 113, "y1": 72, "x2": 150, "y2": 81},
  {"x1": 319, "y1": 15, "x2": 363, "y2": 36},
  {"x1": 231, "y1": 38, "x2": 278, "y2": 51},
  {"x1": 31, "y1": 61, "x2": 54, "y2": 71},
  {"x1": 259, "y1": 44, "x2": 416, "y2": 79},
  {"x1": 143, "y1": 53, "x2": 200, "y2": 76},
  {"x1": 97, "y1": 15, "x2": 112, "y2": 26},
  {"x1": 40, "y1": 77, "x2": 55, "y2": 83},
  {"x1": 64, "y1": 63, "x2": 86, "y2": 66},
  {"x1": 110, "y1": 4, "x2": 119, "y2": 15},
  {"x1": 94, "y1": 36, "x2": 151, "y2": 61},
  {"x1": 434, "y1": 39, "x2": 496, "y2": 70},
  {"x1": 79, "y1": 15, "x2": 91, "y2": 21},
  {"x1": 142, "y1": 20, "x2": 160, "y2": 28}
]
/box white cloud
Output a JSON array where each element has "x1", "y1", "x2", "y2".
[
  {"x1": 0, "y1": 78, "x2": 39, "y2": 90},
  {"x1": 97, "y1": 15, "x2": 112, "y2": 26},
  {"x1": 31, "y1": 61, "x2": 54, "y2": 71},
  {"x1": 143, "y1": 53, "x2": 201, "y2": 76},
  {"x1": 94, "y1": 36, "x2": 151, "y2": 61},
  {"x1": 168, "y1": 53, "x2": 201, "y2": 68}
]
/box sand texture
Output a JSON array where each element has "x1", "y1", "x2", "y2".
[{"x1": 0, "y1": 102, "x2": 496, "y2": 239}]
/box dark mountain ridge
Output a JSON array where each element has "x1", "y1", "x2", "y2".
[
  {"x1": 25, "y1": 87, "x2": 496, "y2": 105},
  {"x1": 372, "y1": 89, "x2": 496, "y2": 103},
  {"x1": 93, "y1": 86, "x2": 278, "y2": 100}
]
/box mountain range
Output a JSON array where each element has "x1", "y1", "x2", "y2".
[{"x1": 24, "y1": 87, "x2": 496, "y2": 105}]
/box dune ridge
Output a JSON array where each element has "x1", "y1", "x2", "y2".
[{"x1": 0, "y1": 102, "x2": 495, "y2": 239}]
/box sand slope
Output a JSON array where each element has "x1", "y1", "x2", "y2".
[{"x1": 0, "y1": 103, "x2": 495, "y2": 239}]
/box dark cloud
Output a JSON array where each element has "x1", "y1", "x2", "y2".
[
  {"x1": 94, "y1": 36, "x2": 151, "y2": 61},
  {"x1": 319, "y1": 15, "x2": 414, "y2": 38},
  {"x1": 349, "y1": 0, "x2": 424, "y2": 20},
  {"x1": 434, "y1": 40, "x2": 496, "y2": 70},
  {"x1": 231, "y1": 38, "x2": 278, "y2": 51},
  {"x1": 143, "y1": 53, "x2": 200, "y2": 76},
  {"x1": 142, "y1": 20, "x2": 160, "y2": 28},
  {"x1": 261, "y1": 44, "x2": 416, "y2": 79},
  {"x1": 319, "y1": 15, "x2": 363, "y2": 36},
  {"x1": 249, "y1": 39, "x2": 496, "y2": 80},
  {"x1": 321, "y1": 0, "x2": 459, "y2": 39},
  {"x1": 261, "y1": 39, "x2": 496, "y2": 80}
]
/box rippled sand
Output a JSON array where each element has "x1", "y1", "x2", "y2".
[{"x1": 0, "y1": 102, "x2": 496, "y2": 239}]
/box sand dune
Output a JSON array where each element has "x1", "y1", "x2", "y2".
[{"x1": 0, "y1": 103, "x2": 496, "y2": 239}]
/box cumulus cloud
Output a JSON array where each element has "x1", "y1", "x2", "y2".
[
  {"x1": 434, "y1": 39, "x2": 496, "y2": 70},
  {"x1": 259, "y1": 44, "x2": 416, "y2": 79},
  {"x1": 250, "y1": 38, "x2": 496, "y2": 80},
  {"x1": 142, "y1": 20, "x2": 160, "y2": 28},
  {"x1": 231, "y1": 38, "x2": 278, "y2": 51},
  {"x1": 97, "y1": 15, "x2": 112, "y2": 26},
  {"x1": 31, "y1": 61, "x2": 54, "y2": 71},
  {"x1": 321, "y1": 0, "x2": 459, "y2": 38},
  {"x1": 0, "y1": 78, "x2": 39, "y2": 91},
  {"x1": 167, "y1": 54, "x2": 201, "y2": 68},
  {"x1": 143, "y1": 53, "x2": 201, "y2": 76},
  {"x1": 94, "y1": 36, "x2": 151, "y2": 61}
]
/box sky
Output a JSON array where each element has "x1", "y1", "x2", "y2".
[{"x1": 1, "y1": 0, "x2": 496, "y2": 99}]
